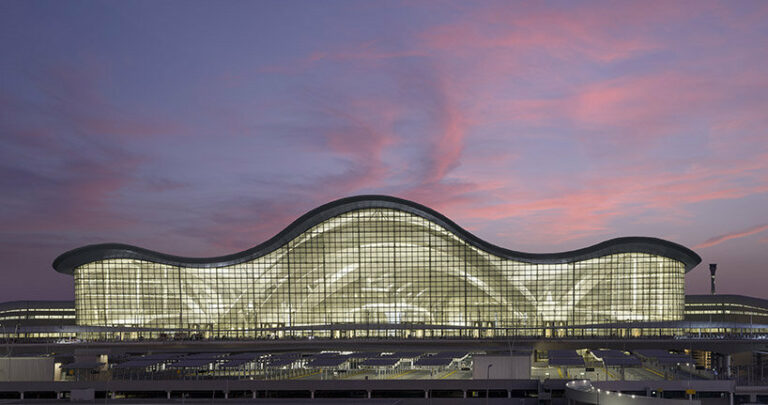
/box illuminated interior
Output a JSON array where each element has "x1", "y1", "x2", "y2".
[
  {"x1": 685, "y1": 295, "x2": 768, "y2": 325},
  {"x1": 0, "y1": 301, "x2": 77, "y2": 340},
  {"x1": 71, "y1": 207, "x2": 687, "y2": 338}
]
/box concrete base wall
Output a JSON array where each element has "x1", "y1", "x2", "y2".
[
  {"x1": 473, "y1": 355, "x2": 531, "y2": 379},
  {"x1": 0, "y1": 357, "x2": 54, "y2": 382}
]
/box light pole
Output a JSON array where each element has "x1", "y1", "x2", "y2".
[{"x1": 486, "y1": 364, "x2": 493, "y2": 405}]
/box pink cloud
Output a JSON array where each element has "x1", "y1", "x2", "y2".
[
  {"x1": 431, "y1": 150, "x2": 768, "y2": 243},
  {"x1": 469, "y1": 71, "x2": 718, "y2": 145},
  {"x1": 424, "y1": 97, "x2": 466, "y2": 184},
  {"x1": 302, "y1": 55, "x2": 470, "y2": 193},
  {"x1": 411, "y1": 1, "x2": 768, "y2": 156},
  {"x1": 569, "y1": 74, "x2": 709, "y2": 127},
  {"x1": 311, "y1": 99, "x2": 404, "y2": 194},
  {"x1": 247, "y1": 2, "x2": 768, "y2": 250},
  {"x1": 696, "y1": 224, "x2": 768, "y2": 249},
  {"x1": 419, "y1": 2, "x2": 675, "y2": 62}
]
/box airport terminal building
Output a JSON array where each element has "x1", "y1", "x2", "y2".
[
  {"x1": 6, "y1": 196, "x2": 768, "y2": 403},
  {"x1": 52, "y1": 195, "x2": 701, "y2": 339}
]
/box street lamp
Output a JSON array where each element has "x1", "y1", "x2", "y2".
[{"x1": 486, "y1": 364, "x2": 493, "y2": 405}]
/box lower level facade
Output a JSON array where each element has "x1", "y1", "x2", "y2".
[
  {"x1": 685, "y1": 295, "x2": 768, "y2": 325},
  {"x1": 52, "y1": 196, "x2": 703, "y2": 339},
  {"x1": 0, "y1": 301, "x2": 76, "y2": 341}
]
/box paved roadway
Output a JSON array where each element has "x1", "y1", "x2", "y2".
[
  {"x1": 286, "y1": 363, "x2": 709, "y2": 382},
  {"x1": 5, "y1": 336, "x2": 767, "y2": 357},
  {"x1": 530, "y1": 364, "x2": 691, "y2": 382},
  {"x1": 289, "y1": 368, "x2": 472, "y2": 381}
]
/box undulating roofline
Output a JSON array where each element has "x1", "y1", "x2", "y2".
[{"x1": 52, "y1": 195, "x2": 702, "y2": 275}]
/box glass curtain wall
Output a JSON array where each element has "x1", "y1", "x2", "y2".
[{"x1": 73, "y1": 208, "x2": 685, "y2": 338}]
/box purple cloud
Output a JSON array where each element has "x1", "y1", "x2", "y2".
[{"x1": 1, "y1": 1, "x2": 767, "y2": 301}]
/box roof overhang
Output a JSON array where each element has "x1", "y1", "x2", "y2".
[{"x1": 53, "y1": 195, "x2": 702, "y2": 275}]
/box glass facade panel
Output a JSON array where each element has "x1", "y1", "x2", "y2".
[{"x1": 72, "y1": 208, "x2": 686, "y2": 338}]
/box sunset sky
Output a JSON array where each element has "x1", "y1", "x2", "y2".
[{"x1": 1, "y1": 1, "x2": 767, "y2": 300}]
